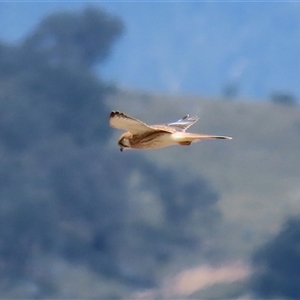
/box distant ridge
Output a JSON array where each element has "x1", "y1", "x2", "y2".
[{"x1": 107, "y1": 88, "x2": 300, "y2": 258}]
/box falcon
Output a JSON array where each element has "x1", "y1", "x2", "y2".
[{"x1": 109, "y1": 111, "x2": 232, "y2": 151}]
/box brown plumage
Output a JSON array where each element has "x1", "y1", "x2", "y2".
[{"x1": 109, "y1": 111, "x2": 232, "y2": 151}]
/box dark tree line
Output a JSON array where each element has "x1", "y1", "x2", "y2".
[
  {"x1": 0, "y1": 7, "x2": 221, "y2": 297},
  {"x1": 250, "y1": 217, "x2": 300, "y2": 299}
]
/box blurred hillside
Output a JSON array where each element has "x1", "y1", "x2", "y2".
[
  {"x1": 108, "y1": 89, "x2": 300, "y2": 258},
  {"x1": 1, "y1": 5, "x2": 300, "y2": 299},
  {"x1": 107, "y1": 89, "x2": 300, "y2": 298}
]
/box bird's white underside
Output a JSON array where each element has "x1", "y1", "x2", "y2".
[{"x1": 110, "y1": 116, "x2": 152, "y2": 134}]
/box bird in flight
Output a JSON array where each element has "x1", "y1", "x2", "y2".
[{"x1": 109, "y1": 111, "x2": 232, "y2": 151}]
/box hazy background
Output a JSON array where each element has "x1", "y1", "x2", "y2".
[
  {"x1": 1, "y1": 2, "x2": 300, "y2": 100},
  {"x1": 0, "y1": 2, "x2": 300, "y2": 299}
]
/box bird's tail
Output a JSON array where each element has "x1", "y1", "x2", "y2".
[{"x1": 173, "y1": 132, "x2": 232, "y2": 144}]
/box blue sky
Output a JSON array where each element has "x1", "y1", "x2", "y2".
[{"x1": 1, "y1": 2, "x2": 300, "y2": 101}]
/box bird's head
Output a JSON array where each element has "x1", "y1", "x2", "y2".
[{"x1": 118, "y1": 132, "x2": 132, "y2": 152}]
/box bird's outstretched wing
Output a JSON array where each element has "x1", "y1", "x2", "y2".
[
  {"x1": 166, "y1": 114, "x2": 199, "y2": 132},
  {"x1": 109, "y1": 111, "x2": 157, "y2": 134}
]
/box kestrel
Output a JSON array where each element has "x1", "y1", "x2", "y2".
[{"x1": 109, "y1": 111, "x2": 232, "y2": 151}]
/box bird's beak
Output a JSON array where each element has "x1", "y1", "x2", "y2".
[{"x1": 120, "y1": 147, "x2": 123, "y2": 152}]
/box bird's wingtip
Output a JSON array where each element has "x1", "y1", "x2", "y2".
[
  {"x1": 110, "y1": 110, "x2": 123, "y2": 119},
  {"x1": 110, "y1": 110, "x2": 117, "y2": 116}
]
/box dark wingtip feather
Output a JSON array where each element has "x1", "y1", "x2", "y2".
[
  {"x1": 110, "y1": 111, "x2": 125, "y2": 120},
  {"x1": 110, "y1": 110, "x2": 119, "y2": 117},
  {"x1": 216, "y1": 136, "x2": 232, "y2": 139}
]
